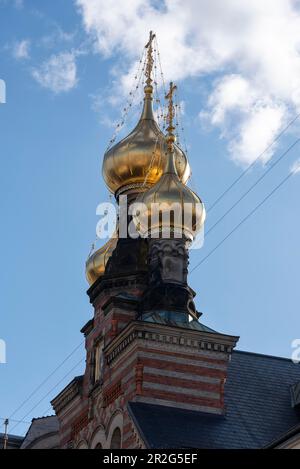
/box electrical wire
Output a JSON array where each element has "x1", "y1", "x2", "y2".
[
  {"x1": 9, "y1": 358, "x2": 85, "y2": 434},
  {"x1": 205, "y1": 138, "x2": 300, "y2": 237},
  {"x1": 191, "y1": 168, "x2": 296, "y2": 273},
  {"x1": 9, "y1": 341, "x2": 84, "y2": 420},
  {"x1": 207, "y1": 112, "x2": 300, "y2": 213}
]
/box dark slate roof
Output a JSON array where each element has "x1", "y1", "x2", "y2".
[
  {"x1": 267, "y1": 422, "x2": 300, "y2": 448},
  {"x1": 128, "y1": 350, "x2": 300, "y2": 449}
]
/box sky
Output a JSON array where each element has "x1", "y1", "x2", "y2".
[{"x1": 1, "y1": 0, "x2": 300, "y2": 436}]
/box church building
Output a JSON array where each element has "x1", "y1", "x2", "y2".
[{"x1": 50, "y1": 33, "x2": 300, "y2": 450}]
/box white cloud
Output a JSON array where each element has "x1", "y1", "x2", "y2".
[
  {"x1": 32, "y1": 52, "x2": 78, "y2": 94},
  {"x1": 13, "y1": 39, "x2": 30, "y2": 60},
  {"x1": 203, "y1": 75, "x2": 253, "y2": 126},
  {"x1": 75, "y1": 0, "x2": 300, "y2": 166},
  {"x1": 202, "y1": 75, "x2": 286, "y2": 165},
  {"x1": 229, "y1": 101, "x2": 286, "y2": 166},
  {"x1": 290, "y1": 158, "x2": 300, "y2": 175}
]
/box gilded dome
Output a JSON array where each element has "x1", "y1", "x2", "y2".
[
  {"x1": 133, "y1": 143, "x2": 206, "y2": 241},
  {"x1": 102, "y1": 85, "x2": 190, "y2": 197},
  {"x1": 85, "y1": 235, "x2": 118, "y2": 285}
]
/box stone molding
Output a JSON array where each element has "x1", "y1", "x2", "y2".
[
  {"x1": 105, "y1": 320, "x2": 239, "y2": 366},
  {"x1": 87, "y1": 271, "x2": 148, "y2": 305},
  {"x1": 51, "y1": 376, "x2": 83, "y2": 415}
]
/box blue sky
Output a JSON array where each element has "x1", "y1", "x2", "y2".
[{"x1": 1, "y1": 0, "x2": 300, "y2": 436}]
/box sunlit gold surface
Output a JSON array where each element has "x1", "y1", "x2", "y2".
[
  {"x1": 102, "y1": 90, "x2": 190, "y2": 196},
  {"x1": 134, "y1": 167, "x2": 205, "y2": 240},
  {"x1": 85, "y1": 235, "x2": 118, "y2": 285},
  {"x1": 165, "y1": 82, "x2": 177, "y2": 151},
  {"x1": 133, "y1": 83, "x2": 205, "y2": 240}
]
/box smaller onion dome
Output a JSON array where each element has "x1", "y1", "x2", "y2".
[
  {"x1": 133, "y1": 82, "x2": 206, "y2": 241},
  {"x1": 85, "y1": 235, "x2": 118, "y2": 285},
  {"x1": 133, "y1": 146, "x2": 205, "y2": 241}
]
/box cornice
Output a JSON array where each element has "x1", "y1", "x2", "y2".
[
  {"x1": 105, "y1": 320, "x2": 239, "y2": 365},
  {"x1": 87, "y1": 271, "x2": 148, "y2": 305},
  {"x1": 102, "y1": 295, "x2": 140, "y2": 316},
  {"x1": 80, "y1": 318, "x2": 94, "y2": 337},
  {"x1": 51, "y1": 376, "x2": 83, "y2": 415}
]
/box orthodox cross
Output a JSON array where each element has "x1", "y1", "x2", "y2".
[
  {"x1": 145, "y1": 31, "x2": 156, "y2": 86},
  {"x1": 165, "y1": 82, "x2": 177, "y2": 149}
]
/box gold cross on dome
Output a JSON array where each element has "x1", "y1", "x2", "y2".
[
  {"x1": 165, "y1": 81, "x2": 177, "y2": 142},
  {"x1": 145, "y1": 30, "x2": 156, "y2": 49},
  {"x1": 145, "y1": 31, "x2": 156, "y2": 86}
]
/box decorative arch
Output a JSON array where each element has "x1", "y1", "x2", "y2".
[
  {"x1": 107, "y1": 410, "x2": 123, "y2": 449},
  {"x1": 90, "y1": 424, "x2": 106, "y2": 449},
  {"x1": 76, "y1": 439, "x2": 89, "y2": 449}
]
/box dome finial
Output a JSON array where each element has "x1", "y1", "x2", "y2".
[
  {"x1": 145, "y1": 31, "x2": 156, "y2": 89},
  {"x1": 164, "y1": 82, "x2": 178, "y2": 175},
  {"x1": 165, "y1": 82, "x2": 177, "y2": 152},
  {"x1": 140, "y1": 31, "x2": 156, "y2": 119}
]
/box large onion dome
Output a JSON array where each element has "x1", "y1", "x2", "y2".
[{"x1": 102, "y1": 84, "x2": 190, "y2": 199}]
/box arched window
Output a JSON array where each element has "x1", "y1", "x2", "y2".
[{"x1": 110, "y1": 428, "x2": 121, "y2": 449}]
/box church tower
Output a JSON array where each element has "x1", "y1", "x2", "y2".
[{"x1": 51, "y1": 32, "x2": 239, "y2": 449}]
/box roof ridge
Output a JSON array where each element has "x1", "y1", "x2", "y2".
[
  {"x1": 31, "y1": 415, "x2": 57, "y2": 422},
  {"x1": 234, "y1": 349, "x2": 298, "y2": 362}
]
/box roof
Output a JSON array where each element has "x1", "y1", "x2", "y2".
[
  {"x1": 140, "y1": 310, "x2": 217, "y2": 333},
  {"x1": 128, "y1": 350, "x2": 300, "y2": 449},
  {"x1": 21, "y1": 415, "x2": 59, "y2": 449},
  {"x1": 0, "y1": 433, "x2": 24, "y2": 449}
]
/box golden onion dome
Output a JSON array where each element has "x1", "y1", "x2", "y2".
[
  {"x1": 133, "y1": 147, "x2": 205, "y2": 241},
  {"x1": 133, "y1": 81, "x2": 205, "y2": 242},
  {"x1": 85, "y1": 235, "x2": 118, "y2": 285},
  {"x1": 102, "y1": 84, "x2": 190, "y2": 198}
]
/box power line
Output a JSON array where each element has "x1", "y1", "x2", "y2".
[
  {"x1": 9, "y1": 358, "x2": 85, "y2": 434},
  {"x1": 207, "y1": 112, "x2": 300, "y2": 213},
  {"x1": 205, "y1": 138, "x2": 300, "y2": 237},
  {"x1": 191, "y1": 169, "x2": 295, "y2": 273},
  {"x1": 41, "y1": 406, "x2": 54, "y2": 417},
  {"x1": 9, "y1": 341, "x2": 84, "y2": 420}
]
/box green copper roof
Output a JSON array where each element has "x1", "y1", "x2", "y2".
[{"x1": 139, "y1": 310, "x2": 217, "y2": 333}]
